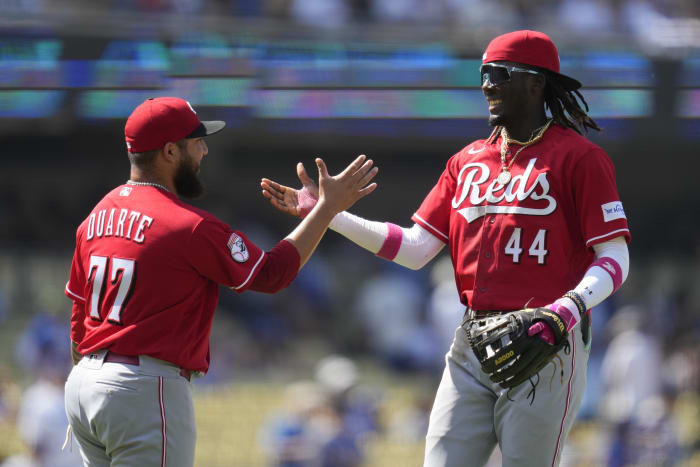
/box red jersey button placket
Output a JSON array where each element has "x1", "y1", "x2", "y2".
[{"x1": 472, "y1": 213, "x2": 497, "y2": 302}]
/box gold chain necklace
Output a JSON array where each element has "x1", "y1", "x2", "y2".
[{"x1": 497, "y1": 119, "x2": 553, "y2": 185}]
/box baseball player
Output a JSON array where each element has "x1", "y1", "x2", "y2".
[
  {"x1": 261, "y1": 30, "x2": 630, "y2": 466},
  {"x1": 63, "y1": 96, "x2": 378, "y2": 467}
]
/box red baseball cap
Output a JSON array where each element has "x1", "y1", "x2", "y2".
[
  {"x1": 124, "y1": 97, "x2": 226, "y2": 153},
  {"x1": 482, "y1": 30, "x2": 581, "y2": 91}
]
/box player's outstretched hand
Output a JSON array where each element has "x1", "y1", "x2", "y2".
[
  {"x1": 261, "y1": 155, "x2": 377, "y2": 217},
  {"x1": 315, "y1": 155, "x2": 378, "y2": 215},
  {"x1": 261, "y1": 161, "x2": 317, "y2": 218}
]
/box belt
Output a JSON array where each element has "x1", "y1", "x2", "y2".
[
  {"x1": 462, "y1": 307, "x2": 592, "y2": 345},
  {"x1": 463, "y1": 307, "x2": 511, "y2": 321},
  {"x1": 104, "y1": 351, "x2": 192, "y2": 381}
]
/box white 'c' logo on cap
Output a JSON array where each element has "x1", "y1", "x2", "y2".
[
  {"x1": 186, "y1": 101, "x2": 197, "y2": 114},
  {"x1": 483, "y1": 52, "x2": 487, "y2": 60}
]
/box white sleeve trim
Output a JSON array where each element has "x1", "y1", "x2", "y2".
[
  {"x1": 585, "y1": 228, "x2": 630, "y2": 246},
  {"x1": 412, "y1": 213, "x2": 449, "y2": 241},
  {"x1": 231, "y1": 251, "x2": 266, "y2": 290},
  {"x1": 329, "y1": 212, "x2": 444, "y2": 270},
  {"x1": 65, "y1": 283, "x2": 86, "y2": 302},
  {"x1": 573, "y1": 237, "x2": 629, "y2": 310}
]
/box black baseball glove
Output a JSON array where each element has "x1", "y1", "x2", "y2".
[{"x1": 465, "y1": 308, "x2": 570, "y2": 397}]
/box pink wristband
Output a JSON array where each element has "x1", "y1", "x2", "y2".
[
  {"x1": 590, "y1": 257, "x2": 623, "y2": 293},
  {"x1": 298, "y1": 187, "x2": 318, "y2": 219},
  {"x1": 376, "y1": 223, "x2": 402, "y2": 260},
  {"x1": 547, "y1": 298, "x2": 578, "y2": 331}
]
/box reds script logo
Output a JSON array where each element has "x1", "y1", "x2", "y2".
[
  {"x1": 227, "y1": 233, "x2": 249, "y2": 263},
  {"x1": 451, "y1": 157, "x2": 556, "y2": 223}
]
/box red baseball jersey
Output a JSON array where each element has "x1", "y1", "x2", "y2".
[
  {"x1": 412, "y1": 124, "x2": 630, "y2": 310},
  {"x1": 65, "y1": 185, "x2": 266, "y2": 372}
]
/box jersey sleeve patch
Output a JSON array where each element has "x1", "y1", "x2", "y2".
[
  {"x1": 601, "y1": 201, "x2": 626, "y2": 222},
  {"x1": 227, "y1": 233, "x2": 250, "y2": 263}
]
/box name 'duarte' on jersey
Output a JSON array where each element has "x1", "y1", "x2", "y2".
[
  {"x1": 85, "y1": 208, "x2": 154, "y2": 243},
  {"x1": 451, "y1": 157, "x2": 556, "y2": 223}
]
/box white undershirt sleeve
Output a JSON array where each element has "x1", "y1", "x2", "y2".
[
  {"x1": 329, "y1": 211, "x2": 445, "y2": 270},
  {"x1": 393, "y1": 224, "x2": 446, "y2": 270},
  {"x1": 573, "y1": 236, "x2": 629, "y2": 309}
]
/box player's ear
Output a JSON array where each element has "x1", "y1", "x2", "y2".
[{"x1": 161, "y1": 142, "x2": 179, "y2": 164}]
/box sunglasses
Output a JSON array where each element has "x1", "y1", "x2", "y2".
[{"x1": 480, "y1": 64, "x2": 541, "y2": 86}]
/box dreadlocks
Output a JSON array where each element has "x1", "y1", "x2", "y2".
[{"x1": 544, "y1": 74, "x2": 600, "y2": 134}]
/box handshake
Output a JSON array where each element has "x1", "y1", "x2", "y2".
[{"x1": 260, "y1": 156, "x2": 367, "y2": 219}]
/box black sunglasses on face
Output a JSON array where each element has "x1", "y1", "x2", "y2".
[{"x1": 480, "y1": 63, "x2": 541, "y2": 86}]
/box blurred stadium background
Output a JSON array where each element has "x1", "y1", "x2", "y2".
[{"x1": 1, "y1": 0, "x2": 699, "y2": 466}]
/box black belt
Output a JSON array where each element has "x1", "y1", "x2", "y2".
[
  {"x1": 463, "y1": 307, "x2": 512, "y2": 321},
  {"x1": 103, "y1": 351, "x2": 192, "y2": 381},
  {"x1": 462, "y1": 307, "x2": 592, "y2": 346}
]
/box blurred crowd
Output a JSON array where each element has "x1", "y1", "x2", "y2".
[
  {"x1": 4, "y1": 0, "x2": 700, "y2": 24},
  {"x1": 2, "y1": 0, "x2": 700, "y2": 51}
]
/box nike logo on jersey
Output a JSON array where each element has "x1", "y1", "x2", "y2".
[
  {"x1": 451, "y1": 158, "x2": 556, "y2": 222},
  {"x1": 467, "y1": 146, "x2": 485, "y2": 154}
]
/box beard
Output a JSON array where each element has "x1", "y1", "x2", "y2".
[{"x1": 174, "y1": 150, "x2": 204, "y2": 199}]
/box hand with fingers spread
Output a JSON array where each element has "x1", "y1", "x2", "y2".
[
  {"x1": 261, "y1": 155, "x2": 375, "y2": 218},
  {"x1": 274, "y1": 155, "x2": 378, "y2": 269},
  {"x1": 260, "y1": 164, "x2": 310, "y2": 217},
  {"x1": 315, "y1": 155, "x2": 378, "y2": 215}
]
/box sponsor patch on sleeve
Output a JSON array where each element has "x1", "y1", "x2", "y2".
[
  {"x1": 601, "y1": 201, "x2": 626, "y2": 222},
  {"x1": 227, "y1": 233, "x2": 249, "y2": 263}
]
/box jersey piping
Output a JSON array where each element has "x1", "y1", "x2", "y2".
[
  {"x1": 412, "y1": 213, "x2": 448, "y2": 242},
  {"x1": 65, "y1": 283, "x2": 86, "y2": 302},
  {"x1": 552, "y1": 335, "x2": 576, "y2": 466},
  {"x1": 230, "y1": 250, "x2": 266, "y2": 290},
  {"x1": 585, "y1": 228, "x2": 630, "y2": 246}
]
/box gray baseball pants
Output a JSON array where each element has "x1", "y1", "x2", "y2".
[
  {"x1": 424, "y1": 322, "x2": 590, "y2": 467},
  {"x1": 64, "y1": 350, "x2": 196, "y2": 467}
]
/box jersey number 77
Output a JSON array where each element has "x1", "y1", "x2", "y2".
[{"x1": 87, "y1": 255, "x2": 136, "y2": 325}]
